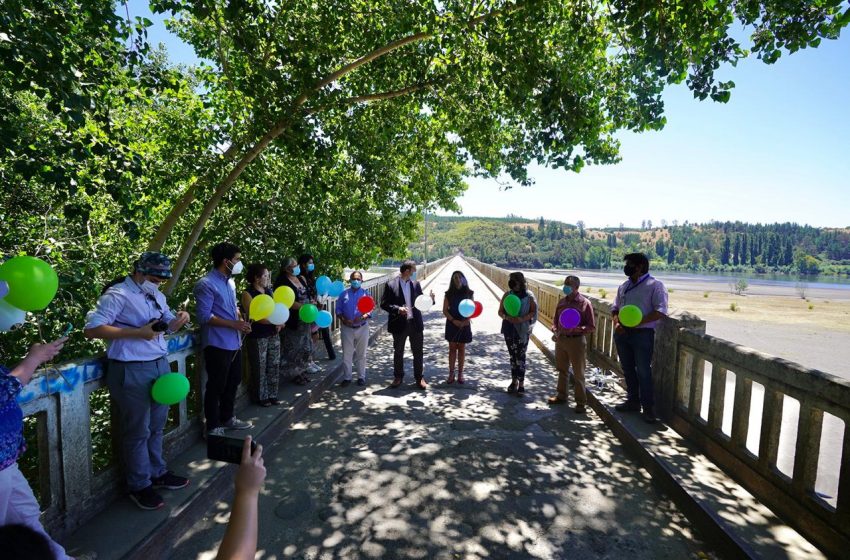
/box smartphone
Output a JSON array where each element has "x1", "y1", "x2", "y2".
[
  {"x1": 207, "y1": 434, "x2": 256, "y2": 464},
  {"x1": 61, "y1": 323, "x2": 73, "y2": 337}
]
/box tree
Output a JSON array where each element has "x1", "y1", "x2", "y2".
[{"x1": 576, "y1": 220, "x2": 586, "y2": 239}]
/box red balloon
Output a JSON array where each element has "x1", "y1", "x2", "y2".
[
  {"x1": 470, "y1": 301, "x2": 483, "y2": 319},
  {"x1": 357, "y1": 295, "x2": 375, "y2": 314}
]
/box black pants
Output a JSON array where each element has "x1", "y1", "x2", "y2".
[
  {"x1": 203, "y1": 346, "x2": 242, "y2": 430},
  {"x1": 392, "y1": 322, "x2": 424, "y2": 381},
  {"x1": 319, "y1": 326, "x2": 336, "y2": 360}
]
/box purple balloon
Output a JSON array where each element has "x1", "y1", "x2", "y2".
[{"x1": 559, "y1": 308, "x2": 581, "y2": 329}]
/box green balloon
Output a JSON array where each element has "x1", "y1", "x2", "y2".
[
  {"x1": 151, "y1": 373, "x2": 190, "y2": 405},
  {"x1": 0, "y1": 256, "x2": 59, "y2": 311},
  {"x1": 619, "y1": 304, "x2": 644, "y2": 327},
  {"x1": 503, "y1": 293, "x2": 521, "y2": 317},
  {"x1": 299, "y1": 303, "x2": 319, "y2": 323}
]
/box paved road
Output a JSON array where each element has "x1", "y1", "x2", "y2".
[{"x1": 172, "y1": 258, "x2": 712, "y2": 559}]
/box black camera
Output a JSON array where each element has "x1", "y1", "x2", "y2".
[{"x1": 151, "y1": 320, "x2": 169, "y2": 332}]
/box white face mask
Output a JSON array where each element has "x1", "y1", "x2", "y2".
[
  {"x1": 230, "y1": 260, "x2": 244, "y2": 275},
  {"x1": 142, "y1": 280, "x2": 161, "y2": 293}
]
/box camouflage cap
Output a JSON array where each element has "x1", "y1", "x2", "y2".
[{"x1": 136, "y1": 251, "x2": 173, "y2": 278}]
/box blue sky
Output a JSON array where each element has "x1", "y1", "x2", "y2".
[{"x1": 131, "y1": 1, "x2": 850, "y2": 228}]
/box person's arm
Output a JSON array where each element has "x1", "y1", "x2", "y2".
[
  {"x1": 380, "y1": 282, "x2": 400, "y2": 315},
  {"x1": 524, "y1": 298, "x2": 537, "y2": 324},
  {"x1": 442, "y1": 297, "x2": 454, "y2": 322},
  {"x1": 581, "y1": 301, "x2": 596, "y2": 335},
  {"x1": 640, "y1": 282, "x2": 669, "y2": 325},
  {"x1": 216, "y1": 437, "x2": 266, "y2": 560},
  {"x1": 8, "y1": 338, "x2": 67, "y2": 386},
  {"x1": 197, "y1": 280, "x2": 249, "y2": 331},
  {"x1": 84, "y1": 291, "x2": 160, "y2": 341}
]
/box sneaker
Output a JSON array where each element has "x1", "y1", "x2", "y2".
[
  {"x1": 340, "y1": 379, "x2": 352, "y2": 387},
  {"x1": 129, "y1": 486, "x2": 164, "y2": 510},
  {"x1": 642, "y1": 410, "x2": 658, "y2": 424},
  {"x1": 206, "y1": 427, "x2": 226, "y2": 438},
  {"x1": 614, "y1": 400, "x2": 641, "y2": 412},
  {"x1": 308, "y1": 362, "x2": 322, "y2": 373},
  {"x1": 357, "y1": 379, "x2": 366, "y2": 386},
  {"x1": 223, "y1": 417, "x2": 253, "y2": 430},
  {"x1": 152, "y1": 471, "x2": 190, "y2": 490}
]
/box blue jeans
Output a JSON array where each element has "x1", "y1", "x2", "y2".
[
  {"x1": 106, "y1": 357, "x2": 170, "y2": 492},
  {"x1": 614, "y1": 329, "x2": 656, "y2": 411}
]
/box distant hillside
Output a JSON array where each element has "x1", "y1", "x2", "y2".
[{"x1": 409, "y1": 216, "x2": 850, "y2": 275}]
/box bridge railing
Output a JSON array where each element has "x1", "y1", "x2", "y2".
[
  {"x1": 465, "y1": 257, "x2": 849, "y2": 557},
  {"x1": 17, "y1": 256, "x2": 453, "y2": 541}
]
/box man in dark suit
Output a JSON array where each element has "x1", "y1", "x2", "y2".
[{"x1": 380, "y1": 260, "x2": 435, "y2": 389}]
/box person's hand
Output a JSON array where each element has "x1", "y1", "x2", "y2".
[
  {"x1": 233, "y1": 320, "x2": 252, "y2": 333},
  {"x1": 173, "y1": 311, "x2": 190, "y2": 329},
  {"x1": 551, "y1": 324, "x2": 557, "y2": 333},
  {"x1": 551, "y1": 334, "x2": 558, "y2": 342},
  {"x1": 137, "y1": 321, "x2": 161, "y2": 340},
  {"x1": 614, "y1": 323, "x2": 625, "y2": 335},
  {"x1": 235, "y1": 436, "x2": 266, "y2": 495},
  {"x1": 275, "y1": 325, "x2": 283, "y2": 333},
  {"x1": 398, "y1": 307, "x2": 408, "y2": 317},
  {"x1": 429, "y1": 290, "x2": 435, "y2": 303},
  {"x1": 26, "y1": 338, "x2": 67, "y2": 366}
]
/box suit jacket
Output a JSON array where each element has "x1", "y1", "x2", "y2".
[{"x1": 381, "y1": 276, "x2": 425, "y2": 334}]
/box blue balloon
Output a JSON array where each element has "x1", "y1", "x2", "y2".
[
  {"x1": 328, "y1": 280, "x2": 345, "y2": 298},
  {"x1": 315, "y1": 310, "x2": 333, "y2": 328},
  {"x1": 315, "y1": 275, "x2": 332, "y2": 296},
  {"x1": 458, "y1": 298, "x2": 475, "y2": 318}
]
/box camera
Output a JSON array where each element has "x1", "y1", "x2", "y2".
[{"x1": 151, "y1": 320, "x2": 169, "y2": 332}]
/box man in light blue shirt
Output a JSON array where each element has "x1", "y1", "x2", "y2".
[
  {"x1": 85, "y1": 252, "x2": 191, "y2": 510},
  {"x1": 335, "y1": 271, "x2": 371, "y2": 386},
  {"x1": 611, "y1": 252, "x2": 669, "y2": 423},
  {"x1": 194, "y1": 242, "x2": 253, "y2": 436}
]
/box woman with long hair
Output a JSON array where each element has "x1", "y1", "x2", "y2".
[
  {"x1": 442, "y1": 270, "x2": 473, "y2": 384},
  {"x1": 274, "y1": 257, "x2": 312, "y2": 386},
  {"x1": 498, "y1": 271, "x2": 537, "y2": 395},
  {"x1": 240, "y1": 264, "x2": 281, "y2": 406}
]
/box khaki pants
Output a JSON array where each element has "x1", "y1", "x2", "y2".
[{"x1": 555, "y1": 335, "x2": 587, "y2": 406}]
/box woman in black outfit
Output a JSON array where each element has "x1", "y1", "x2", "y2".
[
  {"x1": 298, "y1": 254, "x2": 336, "y2": 364},
  {"x1": 442, "y1": 270, "x2": 473, "y2": 384}
]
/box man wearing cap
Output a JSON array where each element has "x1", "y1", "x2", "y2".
[{"x1": 85, "y1": 252, "x2": 192, "y2": 510}]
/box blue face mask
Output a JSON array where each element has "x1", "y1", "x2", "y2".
[
  {"x1": 350, "y1": 280, "x2": 362, "y2": 289},
  {"x1": 292, "y1": 266, "x2": 301, "y2": 276},
  {"x1": 562, "y1": 285, "x2": 573, "y2": 296},
  {"x1": 411, "y1": 271, "x2": 417, "y2": 281},
  {"x1": 307, "y1": 263, "x2": 315, "y2": 272}
]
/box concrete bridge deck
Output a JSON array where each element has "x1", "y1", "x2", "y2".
[{"x1": 65, "y1": 257, "x2": 824, "y2": 559}]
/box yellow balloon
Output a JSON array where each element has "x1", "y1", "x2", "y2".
[
  {"x1": 249, "y1": 294, "x2": 275, "y2": 321},
  {"x1": 273, "y1": 286, "x2": 296, "y2": 308}
]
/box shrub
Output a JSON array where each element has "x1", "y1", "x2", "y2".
[
  {"x1": 599, "y1": 288, "x2": 607, "y2": 299},
  {"x1": 729, "y1": 302, "x2": 739, "y2": 312},
  {"x1": 703, "y1": 291, "x2": 709, "y2": 298},
  {"x1": 808, "y1": 304, "x2": 814, "y2": 310}
]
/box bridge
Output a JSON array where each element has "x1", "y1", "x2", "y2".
[{"x1": 18, "y1": 256, "x2": 849, "y2": 558}]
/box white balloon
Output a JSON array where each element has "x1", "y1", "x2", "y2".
[
  {"x1": 0, "y1": 298, "x2": 26, "y2": 331},
  {"x1": 414, "y1": 294, "x2": 432, "y2": 312},
  {"x1": 0, "y1": 281, "x2": 8, "y2": 299},
  {"x1": 267, "y1": 303, "x2": 290, "y2": 325}
]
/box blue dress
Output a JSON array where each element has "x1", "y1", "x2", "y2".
[{"x1": 445, "y1": 293, "x2": 473, "y2": 343}]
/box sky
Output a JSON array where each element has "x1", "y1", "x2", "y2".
[{"x1": 130, "y1": 1, "x2": 850, "y2": 229}]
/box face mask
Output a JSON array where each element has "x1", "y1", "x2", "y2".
[
  {"x1": 143, "y1": 280, "x2": 161, "y2": 293},
  {"x1": 307, "y1": 263, "x2": 315, "y2": 272},
  {"x1": 292, "y1": 266, "x2": 301, "y2": 276},
  {"x1": 624, "y1": 264, "x2": 637, "y2": 277},
  {"x1": 562, "y1": 285, "x2": 573, "y2": 296},
  {"x1": 411, "y1": 272, "x2": 417, "y2": 280},
  {"x1": 228, "y1": 260, "x2": 244, "y2": 275},
  {"x1": 350, "y1": 280, "x2": 362, "y2": 289}
]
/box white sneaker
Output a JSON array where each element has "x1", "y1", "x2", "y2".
[
  {"x1": 222, "y1": 417, "x2": 253, "y2": 430},
  {"x1": 308, "y1": 362, "x2": 322, "y2": 373},
  {"x1": 206, "y1": 427, "x2": 226, "y2": 438}
]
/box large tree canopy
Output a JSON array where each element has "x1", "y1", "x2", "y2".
[{"x1": 1, "y1": 0, "x2": 847, "y2": 357}]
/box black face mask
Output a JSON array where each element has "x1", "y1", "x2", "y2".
[{"x1": 624, "y1": 264, "x2": 637, "y2": 277}]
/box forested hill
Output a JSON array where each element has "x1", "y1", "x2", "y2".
[{"x1": 409, "y1": 216, "x2": 850, "y2": 275}]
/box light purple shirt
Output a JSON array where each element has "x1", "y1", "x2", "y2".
[
  {"x1": 85, "y1": 276, "x2": 176, "y2": 361},
  {"x1": 612, "y1": 273, "x2": 668, "y2": 329},
  {"x1": 336, "y1": 287, "x2": 369, "y2": 327},
  {"x1": 194, "y1": 269, "x2": 240, "y2": 350}
]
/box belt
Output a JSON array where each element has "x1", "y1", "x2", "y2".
[
  {"x1": 345, "y1": 323, "x2": 367, "y2": 329},
  {"x1": 560, "y1": 334, "x2": 584, "y2": 338},
  {"x1": 109, "y1": 356, "x2": 166, "y2": 364}
]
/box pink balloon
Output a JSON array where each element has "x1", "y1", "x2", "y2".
[{"x1": 559, "y1": 308, "x2": 581, "y2": 329}]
